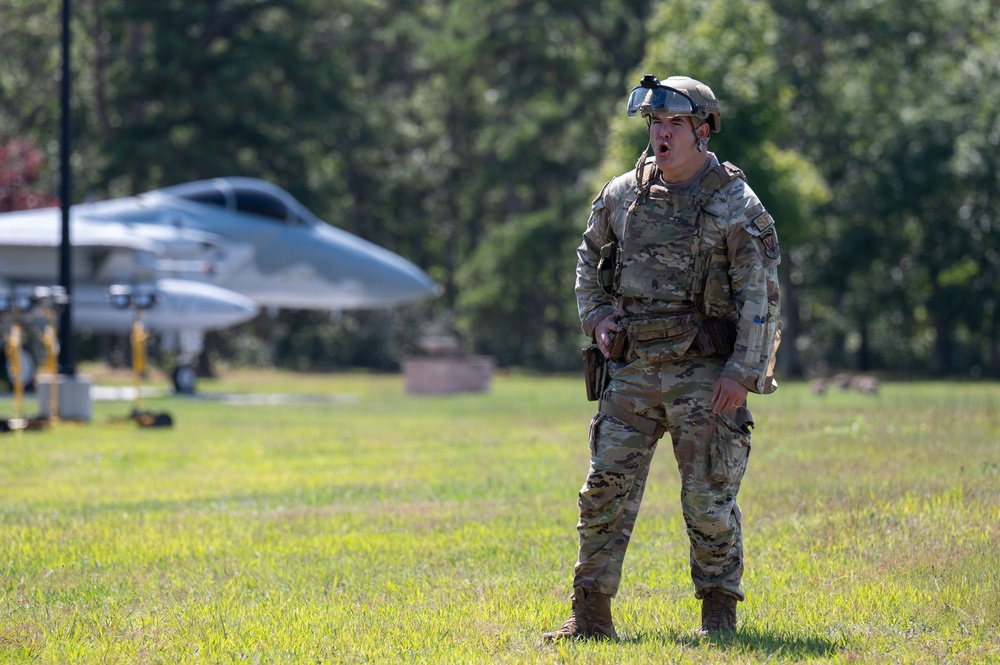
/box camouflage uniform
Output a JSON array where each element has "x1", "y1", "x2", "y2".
[{"x1": 573, "y1": 152, "x2": 780, "y2": 603}]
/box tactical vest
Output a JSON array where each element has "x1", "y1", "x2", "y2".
[
  {"x1": 612, "y1": 158, "x2": 746, "y2": 363},
  {"x1": 617, "y1": 158, "x2": 744, "y2": 309}
]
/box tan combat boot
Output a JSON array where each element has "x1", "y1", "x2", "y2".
[
  {"x1": 697, "y1": 589, "x2": 738, "y2": 636},
  {"x1": 540, "y1": 587, "x2": 619, "y2": 642}
]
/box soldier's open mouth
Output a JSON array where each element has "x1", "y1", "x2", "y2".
[{"x1": 658, "y1": 143, "x2": 670, "y2": 153}]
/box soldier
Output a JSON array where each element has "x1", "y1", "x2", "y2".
[{"x1": 541, "y1": 74, "x2": 781, "y2": 641}]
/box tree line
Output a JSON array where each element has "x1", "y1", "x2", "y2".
[{"x1": 2, "y1": 0, "x2": 998, "y2": 378}]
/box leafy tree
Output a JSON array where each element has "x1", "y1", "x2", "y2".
[
  {"x1": 3, "y1": 0, "x2": 999, "y2": 377},
  {"x1": 413, "y1": 1, "x2": 657, "y2": 365},
  {"x1": 0, "y1": 1, "x2": 79, "y2": 198},
  {"x1": 772, "y1": 0, "x2": 1000, "y2": 375},
  {"x1": 0, "y1": 140, "x2": 58, "y2": 211},
  {"x1": 601, "y1": 0, "x2": 830, "y2": 375},
  {"x1": 455, "y1": 205, "x2": 580, "y2": 369},
  {"x1": 95, "y1": 1, "x2": 340, "y2": 198}
]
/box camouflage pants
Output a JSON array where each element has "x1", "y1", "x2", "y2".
[{"x1": 572, "y1": 354, "x2": 751, "y2": 601}]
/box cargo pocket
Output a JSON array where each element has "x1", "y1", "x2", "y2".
[
  {"x1": 707, "y1": 407, "x2": 752, "y2": 484},
  {"x1": 588, "y1": 412, "x2": 607, "y2": 457}
]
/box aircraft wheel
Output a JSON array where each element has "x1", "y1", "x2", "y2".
[
  {"x1": 2, "y1": 347, "x2": 37, "y2": 392},
  {"x1": 172, "y1": 365, "x2": 197, "y2": 394}
]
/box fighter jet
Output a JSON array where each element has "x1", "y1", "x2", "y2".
[{"x1": 0, "y1": 177, "x2": 438, "y2": 392}]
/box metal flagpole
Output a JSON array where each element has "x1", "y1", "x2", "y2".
[{"x1": 58, "y1": 0, "x2": 75, "y2": 376}]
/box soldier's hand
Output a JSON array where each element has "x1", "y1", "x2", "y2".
[
  {"x1": 595, "y1": 312, "x2": 622, "y2": 359},
  {"x1": 711, "y1": 377, "x2": 748, "y2": 414}
]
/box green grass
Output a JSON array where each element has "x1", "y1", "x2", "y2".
[{"x1": 1, "y1": 370, "x2": 998, "y2": 663}]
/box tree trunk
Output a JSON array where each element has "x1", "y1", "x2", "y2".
[
  {"x1": 776, "y1": 260, "x2": 802, "y2": 377},
  {"x1": 858, "y1": 315, "x2": 871, "y2": 371}
]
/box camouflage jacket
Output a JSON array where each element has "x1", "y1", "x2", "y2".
[{"x1": 575, "y1": 154, "x2": 781, "y2": 394}]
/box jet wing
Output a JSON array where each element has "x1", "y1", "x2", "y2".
[
  {"x1": 0, "y1": 206, "x2": 162, "y2": 252},
  {"x1": 0, "y1": 207, "x2": 166, "y2": 284},
  {"x1": 0, "y1": 206, "x2": 255, "y2": 285}
]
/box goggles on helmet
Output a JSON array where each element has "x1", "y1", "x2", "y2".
[
  {"x1": 626, "y1": 85, "x2": 699, "y2": 118},
  {"x1": 626, "y1": 76, "x2": 699, "y2": 118}
]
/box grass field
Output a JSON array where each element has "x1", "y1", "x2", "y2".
[{"x1": 1, "y1": 369, "x2": 998, "y2": 664}]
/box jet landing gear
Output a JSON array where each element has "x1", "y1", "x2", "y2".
[
  {"x1": 163, "y1": 329, "x2": 205, "y2": 395},
  {"x1": 172, "y1": 365, "x2": 197, "y2": 395},
  {"x1": 108, "y1": 285, "x2": 173, "y2": 428},
  {"x1": 0, "y1": 305, "x2": 33, "y2": 431},
  {"x1": 0, "y1": 287, "x2": 68, "y2": 433}
]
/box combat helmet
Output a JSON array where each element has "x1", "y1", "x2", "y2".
[{"x1": 626, "y1": 74, "x2": 721, "y2": 132}]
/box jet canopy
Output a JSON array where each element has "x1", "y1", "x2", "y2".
[{"x1": 158, "y1": 177, "x2": 318, "y2": 227}]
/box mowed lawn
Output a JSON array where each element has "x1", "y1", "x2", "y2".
[{"x1": 0, "y1": 370, "x2": 997, "y2": 664}]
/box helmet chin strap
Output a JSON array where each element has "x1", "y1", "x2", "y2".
[
  {"x1": 634, "y1": 140, "x2": 653, "y2": 200},
  {"x1": 633, "y1": 116, "x2": 655, "y2": 198}
]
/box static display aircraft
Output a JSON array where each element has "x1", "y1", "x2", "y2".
[{"x1": 0, "y1": 177, "x2": 437, "y2": 392}]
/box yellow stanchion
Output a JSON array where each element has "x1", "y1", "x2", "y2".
[
  {"x1": 131, "y1": 317, "x2": 148, "y2": 415},
  {"x1": 107, "y1": 285, "x2": 172, "y2": 428},
  {"x1": 2, "y1": 321, "x2": 29, "y2": 433},
  {"x1": 6, "y1": 322, "x2": 24, "y2": 420},
  {"x1": 1, "y1": 286, "x2": 67, "y2": 433},
  {"x1": 41, "y1": 309, "x2": 60, "y2": 424}
]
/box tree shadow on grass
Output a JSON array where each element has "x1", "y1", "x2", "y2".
[{"x1": 620, "y1": 627, "x2": 845, "y2": 659}]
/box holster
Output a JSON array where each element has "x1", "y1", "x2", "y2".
[
  {"x1": 582, "y1": 345, "x2": 609, "y2": 402},
  {"x1": 695, "y1": 317, "x2": 738, "y2": 356}
]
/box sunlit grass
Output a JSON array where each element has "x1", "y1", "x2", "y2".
[{"x1": 1, "y1": 371, "x2": 997, "y2": 663}]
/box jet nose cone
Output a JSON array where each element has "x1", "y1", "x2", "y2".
[
  {"x1": 263, "y1": 223, "x2": 439, "y2": 309},
  {"x1": 348, "y1": 246, "x2": 439, "y2": 305}
]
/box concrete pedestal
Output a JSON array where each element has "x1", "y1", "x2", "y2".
[
  {"x1": 35, "y1": 374, "x2": 94, "y2": 422},
  {"x1": 401, "y1": 355, "x2": 494, "y2": 395}
]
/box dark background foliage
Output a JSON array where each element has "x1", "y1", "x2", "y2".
[{"x1": 2, "y1": 0, "x2": 998, "y2": 378}]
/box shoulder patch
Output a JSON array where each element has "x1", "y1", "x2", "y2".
[
  {"x1": 759, "y1": 227, "x2": 780, "y2": 260},
  {"x1": 751, "y1": 211, "x2": 773, "y2": 232}
]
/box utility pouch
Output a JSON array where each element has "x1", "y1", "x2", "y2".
[
  {"x1": 597, "y1": 241, "x2": 618, "y2": 295},
  {"x1": 627, "y1": 314, "x2": 700, "y2": 363},
  {"x1": 606, "y1": 330, "x2": 628, "y2": 362},
  {"x1": 695, "y1": 317, "x2": 738, "y2": 356},
  {"x1": 702, "y1": 249, "x2": 731, "y2": 317},
  {"x1": 582, "y1": 345, "x2": 609, "y2": 402}
]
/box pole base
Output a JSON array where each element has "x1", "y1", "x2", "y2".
[{"x1": 35, "y1": 374, "x2": 94, "y2": 422}]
